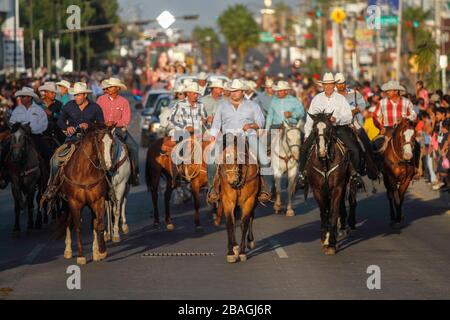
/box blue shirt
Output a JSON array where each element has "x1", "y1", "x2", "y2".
[
  {"x1": 265, "y1": 95, "x2": 305, "y2": 129},
  {"x1": 57, "y1": 100, "x2": 104, "y2": 130}
]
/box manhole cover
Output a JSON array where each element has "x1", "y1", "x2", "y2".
[{"x1": 141, "y1": 252, "x2": 215, "y2": 257}]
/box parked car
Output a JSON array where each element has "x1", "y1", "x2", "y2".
[{"x1": 140, "y1": 94, "x2": 172, "y2": 147}]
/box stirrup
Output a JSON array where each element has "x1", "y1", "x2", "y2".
[{"x1": 207, "y1": 188, "x2": 219, "y2": 205}]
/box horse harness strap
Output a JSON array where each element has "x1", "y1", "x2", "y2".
[
  {"x1": 61, "y1": 168, "x2": 105, "y2": 189},
  {"x1": 19, "y1": 165, "x2": 39, "y2": 177},
  {"x1": 311, "y1": 138, "x2": 346, "y2": 180}
]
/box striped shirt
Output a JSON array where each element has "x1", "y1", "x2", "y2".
[
  {"x1": 373, "y1": 97, "x2": 416, "y2": 128},
  {"x1": 168, "y1": 99, "x2": 207, "y2": 136}
]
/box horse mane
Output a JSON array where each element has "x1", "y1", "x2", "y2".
[{"x1": 11, "y1": 122, "x2": 30, "y2": 134}]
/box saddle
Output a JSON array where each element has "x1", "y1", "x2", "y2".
[{"x1": 373, "y1": 135, "x2": 389, "y2": 154}]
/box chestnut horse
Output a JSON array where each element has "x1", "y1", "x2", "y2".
[
  {"x1": 304, "y1": 113, "x2": 351, "y2": 255},
  {"x1": 145, "y1": 136, "x2": 211, "y2": 231},
  {"x1": 381, "y1": 118, "x2": 417, "y2": 227},
  {"x1": 218, "y1": 134, "x2": 259, "y2": 263},
  {"x1": 58, "y1": 126, "x2": 114, "y2": 265}
]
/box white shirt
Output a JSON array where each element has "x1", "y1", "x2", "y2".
[
  {"x1": 304, "y1": 91, "x2": 352, "y2": 138},
  {"x1": 9, "y1": 102, "x2": 48, "y2": 134}
]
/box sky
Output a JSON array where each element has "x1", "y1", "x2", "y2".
[{"x1": 118, "y1": 0, "x2": 303, "y2": 35}]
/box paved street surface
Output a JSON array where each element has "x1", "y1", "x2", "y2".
[{"x1": 0, "y1": 99, "x2": 449, "y2": 300}]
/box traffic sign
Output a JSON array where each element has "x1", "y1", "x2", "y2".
[
  {"x1": 380, "y1": 15, "x2": 398, "y2": 25},
  {"x1": 260, "y1": 32, "x2": 275, "y2": 43}
]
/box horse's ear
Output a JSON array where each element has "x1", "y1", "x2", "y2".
[
  {"x1": 326, "y1": 111, "x2": 334, "y2": 119},
  {"x1": 307, "y1": 112, "x2": 316, "y2": 121},
  {"x1": 283, "y1": 120, "x2": 289, "y2": 128},
  {"x1": 296, "y1": 119, "x2": 303, "y2": 129}
]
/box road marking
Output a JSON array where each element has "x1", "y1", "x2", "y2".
[
  {"x1": 24, "y1": 244, "x2": 46, "y2": 264},
  {"x1": 269, "y1": 240, "x2": 288, "y2": 258}
]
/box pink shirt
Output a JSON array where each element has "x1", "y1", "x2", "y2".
[
  {"x1": 418, "y1": 89, "x2": 429, "y2": 107},
  {"x1": 97, "y1": 94, "x2": 131, "y2": 128}
]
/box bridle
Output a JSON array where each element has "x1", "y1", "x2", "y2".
[{"x1": 390, "y1": 124, "x2": 416, "y2": 164}]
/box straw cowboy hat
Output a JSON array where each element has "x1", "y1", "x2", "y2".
[
  {"x1": 38, "y1": 81, "x2": 58, "y2": 93},
  {"x1": 101, "y1": 79, "x2": 110, "y2": 89},
  {"x1": 334, "y1": 73, "x2": 346, "y2": 84},
  {"x1": 263, "y1": 78, "x2": 274, "y2": 88},
  {"x1": 227, "y1": 79, "x2": 246, "y2": 92},
  {"x1": 69, "y1": 82, "x2": 92, "y2": 95},
  {"x1": 245, "y1": 80, "x2": 257, "y2": 92},
  {"x1": 56, "y1": 80, "x2": 71, "y2": 89},
  {"x1": 103, "y1": 77, "x2": 127, "y2": 90},
  {"x1": 173, "y1": 84, "x2": 186, "y2": 93},
  {"x1": 209, "y1": 80, "x2": 224, "y2": 89},
  {"x1": 273, "y1": 81, "x2": 291, "y2": 91},
  {"x1": 381, "y1": 80, "x2": 405, "y2": 92},
  {"x1": 317, "y1": 72, "x2": 336, "y2": 84},
  {"x1": 14, "y1": 87, "x2": 39, "y2": 100},
  {"x1": 197, "y1": 72, "x2": 208, "y2": 81},
  {"x1": 184, "y1": 82, "x2": 201, "y2": 94}
]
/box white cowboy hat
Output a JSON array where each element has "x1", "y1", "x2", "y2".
[
  {"x1": 14, "y1": 87, "x2": 39, "y2": 100},
  {"x1": 103, "y1": 77, "x2": 127, "y2": 90},
  {"x1": 197, "y1": 72, "x2": 208, "y2": 81},
  {"x1": 69, "y1": 82, "x2": 92, "y2": 95},
  {"x1": 317, "y1": 72, "x2": 336, "y2": 84},
  {"x1": 381, "y1": 80, "x2": 405, "y2": 92},
  {"x1": 263, "y1": 78, "x2": 274, "y2": 88},
  {"x1": 184, "y1": 82, "x2": 201, "y2": 94},
  {"x1": 173, "y1": 84, "x2": 186, "y2": 93},
  {"x1": 368, "y1": 106, "x2": 376, "y2": 113},
  {"x1": 209, "y1": 80, "x2": 224, "y2": 89},
  {"x1": 227, "y1": 79, "x2": 246, "y2": 92},
  {"x1": 334, "y1": 73, "x2": 346, "y2": 84},
  {"x1": 56, "y1": 80, "x2": 71, "y2": 89},
  {"x1": 101, "y1": 79, "x2": 110, "y2": 89},
  {"x1": 245, "y1": 80, "x2": 257, "y2": 92},
  {"x1": 38, "y1": 81, "x2": 58, "y2": 93},
  {"x1": 273, "y1": 81, "x2": 291, "y2": 91}
]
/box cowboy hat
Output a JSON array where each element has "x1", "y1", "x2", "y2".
[
  {"x1": 263, "y1": 78, "x2": 274, "y2": 88},
  {"x1": 102, "y1": 77, "x2": 127, "y2": 90},
  {"x1": 173, "y1": 84, "x2": 186, "y2": 93},
  {"x1": 38, "y1": 81, "x2": 58, "y2": 93},
  {"x1": 227, "y1": 79, "x2": 246, "y2": 92},
  {"x1": 334, "y1": 73, "x2": 346, "y2": 84},
  {"x1": 317, "y1": 72, "x2": 336, "y2": 84},
  {"x1": 56, "y1": 80, "x2": 71, "y2": 89},
  {"x1": 209, "y1": 80, "x2": 224, "y2": 89},
  {"x1": 197, "y1": 72, "x2": 208, "y2": 81},
  {"x1": 273, "y1": 81, "x2": 291, "y2": 91},
  {"x1": 381, "y1": 80, "x2": 405, "y2": 92},
  {"x1": 14, "y1": 87, "x2": 39, "y2": 100},
  {"x1": 184, "y1": 82, "x2": 201, "y2": 94},
  {"x1": 69, "y1": 82, "x2": 92, "y2": 95},
  {"x1": 245, "y1": 80, "x2": 257, "y2": 92},
  {"x1": 101, "y1": 79, "x2": 110, "y2": 89}
]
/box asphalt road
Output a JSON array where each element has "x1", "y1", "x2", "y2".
[{"x1": 0, "y1": 97, "x2": 449, "y2": 300}]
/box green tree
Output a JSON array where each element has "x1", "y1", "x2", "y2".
[
  {"x1": 218, "y1": 4, "x2": 260, "y2": 69},
  {"x1": 413, "y1": 31, "x2": 439, "y2": 87},
  {"x1": 403, "y1": 6, "x2": 432, "y2": 52},
  {"x1": 192, "y1": 27, "x2": 220, "y2": 71}
]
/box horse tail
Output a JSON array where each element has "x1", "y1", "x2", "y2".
[
  {"x1": 54, "y1": 201, "x2": 71, "y2": 240},
  {"x1": 304, "y1": 181, "x2": 309, "y2": 202}
]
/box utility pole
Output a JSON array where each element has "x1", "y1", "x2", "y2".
[
  {"x1": 13, "y1": 0, "x2": 17, "y2": 79},
  {"x1": 395, "y1": 0, "x2": 403, "y2": 82},
  {"x1": 39, "y1": 29, "x2": 44, "y2": 69},
  {"x1": 30, "y1": 0, "x2": 34, "y2": 77}
]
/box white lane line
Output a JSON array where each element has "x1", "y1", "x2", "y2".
[
  {"x1": 269, "y1": 240, "x2": 288, "y2": 258},
  {"x1": 23, "y1": 244, "x2": 46, "y2": 264}
]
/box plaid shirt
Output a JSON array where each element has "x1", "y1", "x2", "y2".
[{"x1": 168, "y1": 99, "x2": 207, "y2": 136}]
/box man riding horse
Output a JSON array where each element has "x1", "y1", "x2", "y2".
[
  {"x1": 160, "y1": 82, "x2": 208, "y2": 186},
  {"x1": 298, "y1": 73, "x2": 364, "y2": 187},
  {"x1": 39, "y1": 81, "x2": 66, "y2": 145},
  {"x1": 97, "y1": 78, "x2": 140, "y2": 186},
  {"x1": 42, "y1": 82, "x2": 105, "y2": 202},
  {"x1": 207, "y1": 79, "x2": 272, "y2": 204}
]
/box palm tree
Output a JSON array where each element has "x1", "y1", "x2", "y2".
[
  {"x1": 218, "y1": 4, "x2": 260, "y2": 70},
  {"x1": 403, "y1": 6, "x2": 432, "y2": 52},
  {"x1": 192, "y1": 27, "x2": 220, "y2": 71},
  {"x1": 413, "y1": 31, "x2": 439, "y2": 87}
]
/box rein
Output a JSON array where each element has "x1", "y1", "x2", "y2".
[
  {"x1": 277, "y1": 126, "x2": 301, "y2": 166},
  {"x1": 388, "y1": 132, "x2": 414, "y2": 165},
  {"x1": 311, "y1": 133, "x2": 347, "y2": 180}
]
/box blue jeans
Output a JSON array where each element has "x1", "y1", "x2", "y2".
[{"x1": 115, "y1": 129, "x2": 139, "y2": 174}]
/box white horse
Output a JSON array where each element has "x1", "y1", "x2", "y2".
[
  {"x1": 271, "y1": 120, "x2": 303, "y2": 216},
  {"x1": 104, "y1": 137, "x2": 131, "y2": 243}
]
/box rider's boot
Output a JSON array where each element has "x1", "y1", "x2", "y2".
[
  {"x1": 207, "y1": 168, "x2": 220, "y2": 205},
  {"x1": 258, "y1": 171, "x2": 272, "y2": 203},
  {"x1": 349, "y1": 165, "x2": 364, "y2": 189},
  {"x1": 130, "y1": 160, "x2": 140, "y2": 186}
]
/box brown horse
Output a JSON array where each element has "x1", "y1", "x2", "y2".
[
  {"x1": 381, "y1": 118, "x2": 417, "y2": 228},
  {"x1": 57, "y1": 125, "x2": 114, "y2": 265},
  {"x1": 218, "y1": 134, "x2": 259, "y2": 263},
  {"x1": 304, "y1": 113, "x2": 351, "y2": 255},
  {"x1": 145, "y1": 136, "x2": 211, "y2": 231}
]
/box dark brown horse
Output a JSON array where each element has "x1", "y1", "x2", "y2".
[
  {"x1": 146, "y1": 136, "x2": 211, "y2": 231},
  {"x1": 381, "y1": 118, "x2": 417, "y2": 227},
  {"x1": 304, "y1": 113, "x2": 351, "y2": 255},
  {"x1": 57, "y1": 125, "x2": 114, "y2": 265},
  {"x1": 218, "y1": 134, "x2": 259, "y2": 263}
]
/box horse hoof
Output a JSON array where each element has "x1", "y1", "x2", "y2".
[
  {"x1": 98, "y1": 251, "x2": 107, "y2": 261},
  {"x1": 92, "y1": 252, "x2": 100, "y2": 262},
  {"x1": 233, "y1": 246, "x2": 239, "y2": 257},
  {"x1": 239, "y1": 254, "x2": 247, "y2": 262},
  {"x1": 166, "y1": 224, "x2": 175, "y2": 231},
  {"x1": 64, "y1": 250, "x2": 72, "y2": 259},
  {"x1": 112, "y1": 235, "x2": 120, "y2": 243},
  {"x1": 286, "y1": 210, "x2": 295, "y2": 217},
  {"x1": 247, "y1": 241, "x2": 256, "y2": 250},
  {"x1": 227, "y1": 255, "x2": 238, "y2": 263},
  {"x1": 195, "y1": 226, "x2": 204, "y2": 233},
  {"x1": 213, "y1": 220, "x2": 220, "y2": 228},
  {"x1": 104, "y1": 233, "x2": 111, "y2": 242},
  {"x1": 122, "y1": 224, "x2": 129, "y2": 234},
  {"x1": 324, "y1": 247, "x2": 336, "y2": 256},
  {"x1": 77, "y1": 257, "x2": 87, "y2": 265}
]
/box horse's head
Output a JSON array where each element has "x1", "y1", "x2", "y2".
[
  {"x1": 91, "y1": 124, "x2": 114, "y2": 171},
  {"x1": 309, "y1": 112, "x2": 334, "y2": 159},
  {"x1": 282, "y1": 120, "x2": 302, "y2": 161},
  {"x1": 395, "y1": 118, "x2": 416, "y2": 161},
  {"x1": 10, "y1": 123, "x2": 31, "y2": 162},
  {"x1": 221, "y1": 134, "x2": 245, "y2": 189}
]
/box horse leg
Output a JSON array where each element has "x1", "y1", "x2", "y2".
[
  {"x1": 286, "y1": 166, "x2": 297, "y2": 217},
  {"x1": 246, "y1": 213, "x2": 256, "y2": 250},
  {"x1": 238, "y1": 213, "x2": 251, "y2": 262},
  {"x1": 214, "y1": 201, "x2": 223, "y2": 227},
  {"x1": 112, "y1": 198, "x2": 121, "y2": 243},
  {"x1": 164, "y1": 182, "x2": 174, "y2": 231},
  {"x1": 273, "y1": 174, "x2": 282, "y2": 215},
  {"x1": 326, "y1": 187, "x2": 345, "y2": 255},
  {"x1": 70, "y1": 203, "x2": 86, "y2": 265},
  {"x1": 397, "y1": 177, "x2": 412, "y2": 225},
  {"x1": 64, "y1": 226, "x2": 72, "y2": 259},
  {"x1": 27, "y1": 190, "x2": 35, "y2": 230},
  {"x1": 191, "y1": 180, "x2": 202, "y2": 232},
  {"x1": 121, "y1": 196, "x2": 129, "y2": 234},
  {"x1": 348, "y1": 185, "x2": 357, "y2": 231},
  {"x1": 150, "y1": 174, "x2": 161, "y2": 229},
  {"x1": 383, "y1": 175, "x2": 396, "y2": 224},
  {"x1": 338, "y1": 191, "x2": 347, "y2": 236},
  {"x1": 92, "y1": 198, "x2": 107, "y2": 261},
  {"x1": 12, "y1": 186, "x2": 21, "y2": 232},
  {"x1": 313, "y1": 189, "x2": 328, "y2": 247},
  {"x1": 225, "y1": 205, "x2": 238, "y2": 263},
  {"x1": 35, "y1": 190, "x2": 43, "y2": 229},
  {"x1": 104, "y1": 201, "x2": 112, "y2": 242}
]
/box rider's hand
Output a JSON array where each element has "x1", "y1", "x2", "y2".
[
  {"x1": 207, "y1": 115, "x2": 214, "y2": 124},
  {"x1": 185, "y1": 126, "x2": 194, "y2": 134},
  {"x1": 330, "y1": 117, "x2": 336, "y2": 123},
  {"x1": 352, "y1": 109, "x2": 360, "y2": 116},
  {"x1": 380, "y1": 128, "x2": 386, "y2": 135},
  {"x1": 105, "y1": 121, "x2": 116, "y2": 127},
  {"x1": 67, "y1": 126, "x2": 76, "y2": 135},
  {"x1": 243, "y1": 123, "x2": 253, "y2": 131},
  {"x1": 284, "y1": 111, "x2": 292, "y2": 118},
  {"x1": 80, "y1": 123, "x2": 89, "y2": 130}
]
